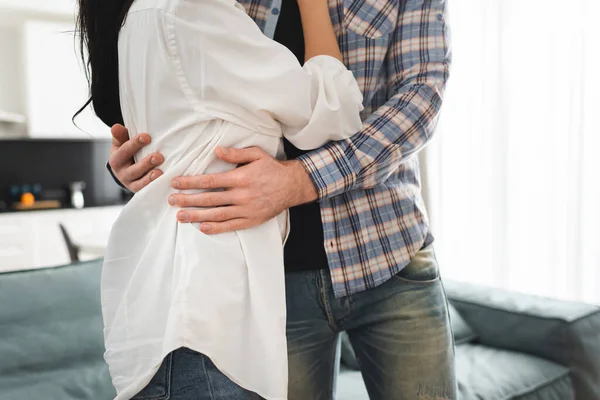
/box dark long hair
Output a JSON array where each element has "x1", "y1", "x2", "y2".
[{"x1": 74, "y1": 0, "x2": 135, "y2": 127}]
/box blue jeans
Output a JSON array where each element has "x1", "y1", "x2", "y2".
[
  {"x1": 135, "y1": 244, "x2": 455, "y2": 399},
  {"x1": 286, "y1": 244, "x2": 457, "y2": 400},
  {"x1": 131, "y1": 347, "x2": 260, "y2": 400}
]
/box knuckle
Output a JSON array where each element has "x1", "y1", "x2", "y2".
[
  {"x1": 214, "y1": 208, "x2": 226, "y2": 221},
  {"x1": 188, "y1": 210, "x2": 201, "y2": 222},
  {"x1": 203, "y1": 193, "x2": 216, "y2": 206},
  {"x1": 204, "y1": 176, "x2": 216, "y2": 189},
  {"x1": 175, "y1": 195, "x2": 187, "y2": 207},
  {"x1": 108, "y1": 155, "x2": 118, "y2": 169},
  {"x1": 129, "y1": 182, "x2": 141, "y2": 193},
  {"x1": 232, "y1": 172, "x2": 246, "y2": 187},
  {"x1": 233, "y1": 148, "x2": 244, "y2": 158}
]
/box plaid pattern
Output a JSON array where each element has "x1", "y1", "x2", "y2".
[{"x1": 239, "y1": 0, "x2": 451, "y2": 298}]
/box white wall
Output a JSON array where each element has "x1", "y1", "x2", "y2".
[
  {"x1": 0, "y1": 0, "x2": 75, "y2": 20},
  {"x1": 0, "y1": 1, "x2": 109, "y2": 139},
  {"x1": 0, "y1": 25, "x2": 24, "y2": 116},
  {"x1": 23, "y1": 20, "x2": 109, "y2": 138}
]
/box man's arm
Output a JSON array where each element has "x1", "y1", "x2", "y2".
[
  {"x1": 168, "y1": 0, "x2": 450, "y2": 234},
  {"x1": 298, "y1": 0, "x2": 451, "y2": 199}
]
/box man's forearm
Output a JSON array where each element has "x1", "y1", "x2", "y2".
[
  {"x1": 297, "y1": 0, "x2": 451, "y2": 200},
  {"x1": 298, "y1": 79, "x2": 447, "y2": 200}
]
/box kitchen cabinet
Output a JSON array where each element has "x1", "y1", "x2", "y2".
[{"x1": 0, "y1": 205, "x2": 122, "y2": 273}]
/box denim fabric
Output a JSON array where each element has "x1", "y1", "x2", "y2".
[
  {"x1": 286, "y1": 244, "x2": 457, "y2": 400},
  {"x1": 132, "y1": 348, "x2": 260, "y2": 400}
]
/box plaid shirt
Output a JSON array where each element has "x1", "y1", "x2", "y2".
[{"x1": 239, "y1": 0, "x2": 452, "y2": 298}]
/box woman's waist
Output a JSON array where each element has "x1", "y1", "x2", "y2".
[{"x1": 133, "y1": 120, "x2": 282, "y2": 169}]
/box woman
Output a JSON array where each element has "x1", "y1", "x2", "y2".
[{"x1": 76, "y1": 0, "x2": 363, "y2": 399}]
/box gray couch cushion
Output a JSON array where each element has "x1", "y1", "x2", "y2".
[
  {"x1": 337, "y1": 344, "x2": 574, "y2": 400},
  {"x1": 446, "y1": 281, "x2": 600, "y2": 400},
  {"x1": 457, "y1": 344, "x2": 573, "y2": 400},
  {"x1": 0, "y1": 260, "x2": 115, "y2": 400},
  {"x1": 448, "y1": 303, "x2": 477, "y2": 345}
]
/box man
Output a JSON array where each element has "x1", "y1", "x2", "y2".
[{"x1": 108, "y1": 0, "x2": 455, "y2": 398}]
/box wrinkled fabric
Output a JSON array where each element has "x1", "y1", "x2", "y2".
[{"x1": 102, "y1": 1, "x2": 363, "y2": 399}]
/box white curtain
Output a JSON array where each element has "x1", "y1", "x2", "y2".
[{"x1": 426, "y1": 0, "x2": 600, "y2": 304}]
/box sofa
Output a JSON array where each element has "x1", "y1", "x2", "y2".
[
  {"x1": 1, "y1": 259, "x2": 599, "y2": 400},
  {"x1": 338, "y1": 281, "x2": 600, "y2": 400}
]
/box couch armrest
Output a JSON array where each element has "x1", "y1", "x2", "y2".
[{"x1": 444, "y1": 280, "x2": 600, "y2": 400}]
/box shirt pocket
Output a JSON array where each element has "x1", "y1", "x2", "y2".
[{"x1": 343, "y1": 0, "x2": 399, "y2": 39}]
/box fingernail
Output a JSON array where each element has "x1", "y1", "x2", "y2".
[
  {"x1": 139, "y1": 136, "x2": 149, "y2": 144},
  {"x1": 201, "y1": 224, "x2": 212, "y2": 232},
  {"x1": 172, "y1": 180, "x2": 180, "y2": 189},
  {"x1": 178, "y1": 212, "x2": 189, "y2": 222},
  {"x1": 169, "y1": 195, "x2": 177, "y2": 206},
  {"x1": 151, "y1": 156, "x2": 158, "y2": 165},
  {"x1": 150, "y1": 171, "x2": 156, "y2": 181},
  {"x1": 221, "y1": 147, "x2": 229, "y2": 155}
]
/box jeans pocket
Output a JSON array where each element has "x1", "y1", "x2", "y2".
[
  {"x1": 131, "y1": 353, "x2": 173, "y2": 400},
  {"x1": 393, "y1": 244, "x2": 440, "y2": 284}
]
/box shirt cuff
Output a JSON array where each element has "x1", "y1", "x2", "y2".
[{"x1": 297, "y1": 144, "x2": 357, "y2": 200}]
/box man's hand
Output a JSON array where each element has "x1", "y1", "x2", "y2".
[
  {"x1": 169, "y1": 147, "x2": 318, "y2": 234},
  {"x1": 109, "y1": 124, "x2": 164, "y2": 192}
]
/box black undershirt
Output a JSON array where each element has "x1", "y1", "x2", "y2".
[{"x1": 274, "y1": 0, "x2": 329, "y2": 272}]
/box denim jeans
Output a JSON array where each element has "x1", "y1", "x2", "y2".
[
  {"x1": 135, "y1": 244, "x2": 455, "y2": 400},
  {"x1": 286, "y1": 244, "x2": 457, "y2": 400},
  {"x1": 131, "y1": 347, "x2": 260, "y2": 400}
]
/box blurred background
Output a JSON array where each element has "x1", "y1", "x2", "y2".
[
  {"x1": 424, "y1": 0, "x2": 600, "y2": 305},
  {"x1": 0, "y1": 1, "x2": 599, "y2": 400},
  {"x1": 0, "y1": 0, "x2": 598, "y2": 304}
]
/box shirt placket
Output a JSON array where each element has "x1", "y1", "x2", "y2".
[{"x1": 263, "y1": 0, "x2": 283, "y2": 39}]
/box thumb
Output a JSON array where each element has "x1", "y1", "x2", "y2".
[
  {"x1": 111, "y1": 124, "x2": 129, "y2": 146},
  {"x1": 216, "y1": 146, "x2": 267, "y2": 165}
]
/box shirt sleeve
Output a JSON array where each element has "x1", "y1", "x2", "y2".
[
  {"x1": 283, "y1": 55, "x2": 364, "y2": 150},
  {"x1": 297, "y1": 0, "x2": 452, "y2": 199},
  {"x1": 168, "y1": 0, "x2": 363, "y2": 150}
]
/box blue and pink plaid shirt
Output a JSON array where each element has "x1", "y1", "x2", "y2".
[{"x1": 237, "y1": 0, "x2": 451, "y2": 298}]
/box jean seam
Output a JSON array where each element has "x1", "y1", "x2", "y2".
[
  {"x1": 165, "y1": 353, "x2": 173, "y2": 399},
  {"x1": 202, "y1": 355, "x2": 216, "y2": 399},
  {"x1": 392, "y1": 274, "x2": 441, "y2": 285},
  {"x1": 132, "y1": 353, "x2": 173, "y2": 400},
  {"x1": 318, "y1": 270, "x2": 339, "y2": 331},
  {"x1": 327, "y1": 335, "x2": 339, "y2": 400}
]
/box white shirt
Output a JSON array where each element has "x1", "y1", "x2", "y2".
[{"x1": 101, "y1": 0, "x2": 363, "y2": 399}]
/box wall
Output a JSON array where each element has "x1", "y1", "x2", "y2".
[
  {"x1": 0, "y1": 25, "x2": 25, "y2": 130},
  {"x1": 0, "y1": 2, "x2": 108, "y2": 138}
]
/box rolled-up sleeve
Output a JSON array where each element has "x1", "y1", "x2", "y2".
[{"x1": 297, "y1": 0, "x2": 451, "y2": 199}]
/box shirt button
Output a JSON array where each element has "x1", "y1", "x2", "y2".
[
  {"x1": 437, "y1": 13, "x2": 444, "y2": 21},
  {"x1": 272, "y1": 7, "x2": 280, "y2": 15}
]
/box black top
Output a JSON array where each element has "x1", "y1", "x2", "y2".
[{"x1": 274, "y1": 0, "x2": 329, "y2": 272}]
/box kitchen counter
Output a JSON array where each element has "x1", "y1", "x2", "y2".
[
  {"x1": 0, "y1": 205, "x2": 123, "y2": 273},
  {"x1": 0, "y1": 200, "x2": 128, "y2": 214}
]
